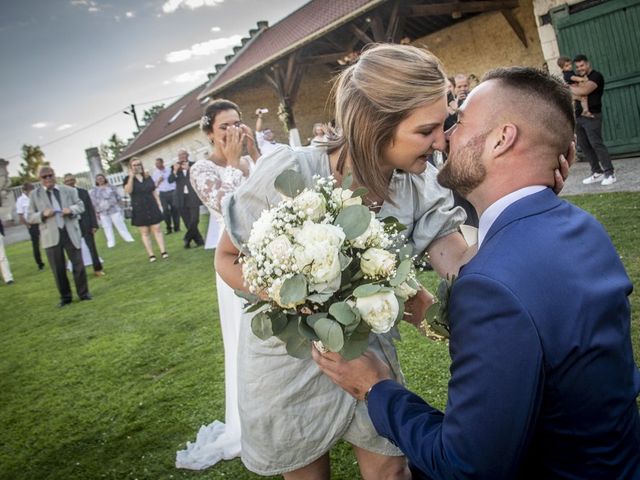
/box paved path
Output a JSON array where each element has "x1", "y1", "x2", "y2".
[{"x1": 3, "y1": 158, "x2": 638, "y2": 246}]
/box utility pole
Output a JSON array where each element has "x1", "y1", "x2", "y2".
[{"x1": 124, "y1": 104, "x2": 141, "y2": 131}]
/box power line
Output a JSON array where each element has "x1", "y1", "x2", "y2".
[{"x1": 2, "y1": 93, "x2": 183, "y2": 160}]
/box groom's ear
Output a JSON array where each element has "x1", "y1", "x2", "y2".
[{"x1": 492, "y1": 123, "x2": 518, "y2": 158}]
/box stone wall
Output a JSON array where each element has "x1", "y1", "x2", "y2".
[{"x1": 415, "y1": 0, "x2": 545, "y2": 80}]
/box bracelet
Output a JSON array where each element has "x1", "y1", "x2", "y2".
[{"x1": 363, "y1": 384, "x2": 374, "y2": 406}]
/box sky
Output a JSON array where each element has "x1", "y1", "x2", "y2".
[{"x1": 0, "y1": 0, "x2": 309, "y2": 177}]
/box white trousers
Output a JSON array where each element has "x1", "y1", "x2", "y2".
[
  {"x1": 0, "y1": 234, "x2": 13, "y2": 283},
  {"x1": 100, "y1": 211, "x2": 134, "y2": 247}
]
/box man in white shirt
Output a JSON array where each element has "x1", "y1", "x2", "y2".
[
  {"x1": 15, "y1": 182, "x2": 45, "y2": 270},
  {"x1": 151, "y1": 157, "x2": 180, "y2": 234},
  {"x1": 255, "y1": 108, "x2": 284, "y2": 157}
]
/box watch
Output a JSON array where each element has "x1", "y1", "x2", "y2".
[{"x1": 363, "y1": 384, "x2": 374, "y2": 406}]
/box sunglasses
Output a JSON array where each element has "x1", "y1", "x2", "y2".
[{"x1": 40, "y1": 174, "x2": 54, "y2": 179}]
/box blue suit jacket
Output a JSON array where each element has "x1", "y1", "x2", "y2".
[{"x1": 368, "y1": 188, "x2": 640, "y2": 479}]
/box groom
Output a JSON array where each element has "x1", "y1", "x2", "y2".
[{"x1": 313, "y1": 67, "x2": 640, "y2": 479}]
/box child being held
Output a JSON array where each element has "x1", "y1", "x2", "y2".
[{"x1": 557, "y1": 56, "x2": 593, "y2": 118}]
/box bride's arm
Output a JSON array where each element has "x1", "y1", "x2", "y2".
[
  {"x1": 427, "y1": 231, "x2": 477, "y2": 279},
  {"x1": 215, "y1": 231, "x2": 247, "y2": 291}
]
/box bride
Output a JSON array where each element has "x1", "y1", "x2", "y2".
[{"x1": 176, "y1": 99, "x2": 259, "y2": 470}]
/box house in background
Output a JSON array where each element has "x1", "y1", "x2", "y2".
[{"x1": 118, "y1": 0, "x2": 638, "y2": 170}]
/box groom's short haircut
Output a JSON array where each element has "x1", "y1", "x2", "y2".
[{"x1": 482, "y1": 67, "x2": 575, "y2": 154}]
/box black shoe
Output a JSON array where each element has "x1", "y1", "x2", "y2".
[
  {"x1": 174, "y1": 228, "x2": 181, "y2": 232},
  {"x1": 6, "y1": 280, "x2": 14, "y2": 285},
  {"x1": 38, "y1": 264, "x2": 45, "y2": 271},
  {"x1": 79, "y1": 294, "x2": 93, "y2": 301},
  {"x1": 183, "y1": 241, "x2": 191, "y2": 249},
  {"x1": 165, "y1": 230, "x2": 173, "y2": 235},
  {"x1": 58, "y1": 299, "x2": 72, "y2": 307}
]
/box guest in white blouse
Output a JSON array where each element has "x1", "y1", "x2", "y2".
[{"x1": 176, "y1": 99, "x2": 259, "y2": 470}]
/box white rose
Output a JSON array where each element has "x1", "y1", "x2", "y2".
[
  {"x1": 293, "y1": 190, "x2": 326, "y2": 221},
  {"x1": 269, "y1": 276, "x2": 304, "y2": 309},
  {"x1": 265, "y1": 234, "x2": 293, "y2": 264},
  {"x1": 356, "y1": 291, "x2": 399, "y2": 334},
  {"x1": 350, "y1": 213, "x2": 387, "y2": 249},
  {"x1": 248, "y1": 209, "x2": 275, "y2": 247},
  {"x1": 360, "y1": 248, "x2": 396, "y2": 279},
  {"x1": 294, "y1": 222, "x2": 345, "y2": 292},
  {"x1": 394, "y1": 281, "x2": 419, "y2": 300},
  {"x1": 331, "y1": 188, "x2": 363, "y2": 208}
]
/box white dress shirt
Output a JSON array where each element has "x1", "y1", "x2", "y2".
[
  {"x1": 15, "y1": 193, "x2": 30, "y2": 217},
  {"x1": 477, "y1": 186, "x2": 546, "y2": 248}
]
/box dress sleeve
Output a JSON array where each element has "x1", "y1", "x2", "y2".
[
  {"x1": 409, "y1": 163, "x2": 466, "y2": 256},
  {"x1": 222, "y1": 146, "x2": 300, "y2": 254},
  {"x1": 190, "y1": 160, "x2": 245, "y2": 215}
]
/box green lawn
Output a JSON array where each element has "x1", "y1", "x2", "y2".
[{"x1": 1, "y1": 193, "x2": 638, "y2": 480}]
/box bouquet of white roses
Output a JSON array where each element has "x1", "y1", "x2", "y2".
[{"x1": 236, "y1": 169, "x2": 421, "y2": 359}]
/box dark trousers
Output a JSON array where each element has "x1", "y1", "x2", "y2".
[
  {"x1": 28, "y1": 224, "x2": 44, "y2": 268},
  {"x1": 160, "y1": 191, "x2": 180, "y2": 232},
  {"x1": 45, "y1": 228, "x2": 89, "y2": 302},
  {"x1": 576, "y1": 114, "x2": 614, "y2": 175},
  {"x1": 83, "y1": 232, "x2": 102, "y2": 272},
  {"x1": 180, "y1": 205, "x2": 204, "y2": 246}
]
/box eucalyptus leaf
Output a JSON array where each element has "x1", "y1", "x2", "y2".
[
  {"x1": 334, "y1": 205, "x2": 371, "y2": 240},
  {"x1": 298, "y1": 317, "x2": 319, "y2": 341},
  {"x1": 251, "y1": 311, "x2": 274, "y2": 340},
  {"x1": 342, "y1": 171, "x2": 353, "y2": 190},
  {"x1": 398, "y1": 245, "x2": 413, "y2": 260},
  {"x1": 280, "y1": 274, "x2": 308, "y2": 305},
  {"x1": 329, "y1": 302, "x2": 358, "y2": 326},
  {"x1": 340, "y1": 331, "x2": 370, "y2": 360},
  {"x1": 286, "y1": 335, "x2": 312, "y2": 359},
  {"x1": 389, "y1": 259, "x2": 411, "y2": 287},
  {"x1": 306, "y1": 312, "x2": 328, "y2": 327},
  {"x1": 274, "y1": 169, "x2": 306, "y2": 198},
  {"x1": 351, "y1": 186, "x2": 368, "y2": 198},
  {"x1": 270, "y1": 311, "x2": 288, "y2": 335},
  {"x1": 307, "y1": 292, "x2": 333, "y2": 304},
  {"x1": 394, "y1": 298, "x2": 405, "y2": 326},
  {"x1": 353, "y1": 283, "x2": 382, "y2": 297},
  {"x1": 245, "y1": 301, "x2": 269, "y2": 313},
  {"x1": 234, "y1": 289, "x2": 260, "y2": 304},
  {"x1": 313, "y1": 318, "x2": 345, "y2": 352}
]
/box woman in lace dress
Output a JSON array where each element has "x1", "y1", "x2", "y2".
[{"x1": 176, "y1": 99, "x2": 259, "y2": 470}]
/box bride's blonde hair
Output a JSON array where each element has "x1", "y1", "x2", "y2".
[{"x1": 329, "y1": 44, "x2": 447, "y2": 202}]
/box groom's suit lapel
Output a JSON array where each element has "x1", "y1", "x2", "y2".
[{"x1": 481, "y1": 188, "x2": 562, "y2": 249}]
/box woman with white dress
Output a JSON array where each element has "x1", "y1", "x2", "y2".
[
  {"x1": 176, "y1": 99, "x2": 259, "y2": 470},
  {"x1": 90, "y1": 174, "x2": 135, "y2": 248}
]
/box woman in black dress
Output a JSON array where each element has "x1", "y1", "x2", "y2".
[{"x1": 124, "y1": 157, "x2": 167, "y2": 262}]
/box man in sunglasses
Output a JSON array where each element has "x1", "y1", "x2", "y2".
[{"x1": 27, "y1": 167, "x2": 91, "y2": 306}]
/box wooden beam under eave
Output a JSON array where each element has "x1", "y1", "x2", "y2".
[
  {"x1": 300, "y1": 52, "x2": 354, "y2": 65},
  {"x1": 501, "y1": 9, "x2": 528, "y2": 47},
  {"x1": 409, "y1": 1, "x2": 519, "y2": 17},
  {"x1": 350, "y1": 23, "x2": 375, "y2": 45},
  {"x1": 370, "y1": 15, "x2": 386, "y2": 42}
]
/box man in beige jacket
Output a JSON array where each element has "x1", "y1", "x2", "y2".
[{"x1": 28, "y1": 167, "x2": 91, "y2": 306}]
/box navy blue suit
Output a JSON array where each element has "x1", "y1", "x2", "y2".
[{"x1": 368, "y1": 188, "x2": 640, "y2": 479}]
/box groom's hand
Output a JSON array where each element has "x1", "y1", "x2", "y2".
[
  {"x1": 552, "y1": 140, "x2": 576, "y2": 194},
  {"x1": 312, "y1": 348, "x2": 392, "y2": 401}
]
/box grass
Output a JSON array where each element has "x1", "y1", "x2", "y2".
[{"x1": 0, "y1": 192, "x2": 638, "y2": 480}]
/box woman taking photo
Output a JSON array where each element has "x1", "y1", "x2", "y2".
[
  {"x1": 123, "y1": 158, "x2": 167, "y2": 262},
  {"x1": 90, "y1": 173, "x2": 135, "y2": 248},
  {"x1": 215, "y1": 44, "x2": 570, "y2": 479}
]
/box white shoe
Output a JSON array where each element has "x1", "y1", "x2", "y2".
[
  {"x1": 601, "y1": 174, "x2": 617, "y2": 186},
  {"x1": 582, "y1": 173, "x2": 604, "y2": 184}
]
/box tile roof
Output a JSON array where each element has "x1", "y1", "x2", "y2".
[
  {"x1": 118, "y1": 82, "x2": 207, "y2": 162},
  {"x1": 198, "y1": 0, "x2": 384, "y2": 99}
]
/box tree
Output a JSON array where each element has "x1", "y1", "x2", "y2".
[
  {"x1": 99, "y1": 134, "x2": 126, "y2": 173},
  {"x1": 19, "y1": 144, "x2": 49, "y2": 182},
  {"x1": 142, "y1": 104, "x2": 165, "y2": 126}
]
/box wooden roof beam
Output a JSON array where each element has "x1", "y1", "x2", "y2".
[
  {"x1": 501, "y1": 9, "x2": 528, "y2": 47},
  {"x1": 350, "y1": 23, "x2": 374, "y2": 45},
  {"x1": 409, "y1": 1, "x2": 519, "y2": 17},
  {"x1": 300, "y1": 51, "x2": 355, "y2": 65}
]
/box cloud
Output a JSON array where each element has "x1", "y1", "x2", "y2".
[
  {"x1": 56, "y1": 124, "x2": 73, "y2": 131},
  {"x1": 125, "y1": 11, "x2": 135, "y2": 18},
  {"x1": 162, "y1": 0, "x2": 224, "y2": 14},
  {"x1": 165, "y1": 34, "x2": 242, "y2": 63},
  {"x1": 163, "y1": 70, "x2": 207, "y2": 85},
  {"x1": 70, "y1": 0, "x2": 101, "y2": 12},
  {"x1": 211, "y1": 26, "x2": 220, "y2": 32},
  {"x1": 32, "y1": 122, "x2": 48, "y2": 128},
  {"x1": 144, "y1": 64, "x2": 156, "y2": 69}
]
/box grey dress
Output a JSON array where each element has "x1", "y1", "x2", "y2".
[{"x1": 222, "y1": 145, "x2": 465, "y2": 475}]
